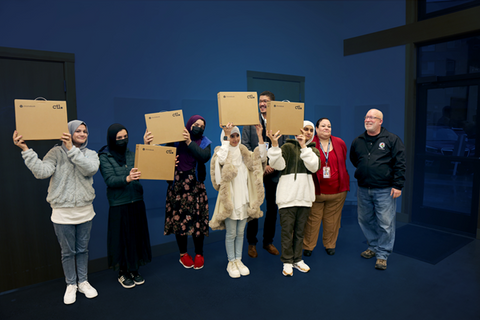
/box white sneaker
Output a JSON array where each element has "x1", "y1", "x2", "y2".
[
  {"x1": 226, "y1": 261, "x2": 240, "y2": 278},
  {"x1": 282, "y1": 263, "x2": 293, "y2": 277},
  {"x1": 78, "y1": 281, "x2": 98, "y2": 298},
  {"x1": 235, "y1": 259, "x2": 250, "y2": 276},
  {"x1": 293, "y1": 260, "x2": 310, "y2": 273},
  {"x1": 64, "y1": 284, "x2": 77, "y2": 305}
]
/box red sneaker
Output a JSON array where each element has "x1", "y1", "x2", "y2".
[
  {"x1": 193, "y1": 254, "x2": 204, "y2": 270},
  {"x1": 179, "y1": 253, "x2": 194, "y2": 268}
]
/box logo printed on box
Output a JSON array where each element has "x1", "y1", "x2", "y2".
[
  {"x1": 172, "y1": 112, "x2": 181, "y2": 117},
  {"x1": 166, "y1": 150, "x2": 174, "y2": 154},
  {"x1": 247, "y1": 95, "x2": 255, "y2": 99},
  {"x1": 295, "y1": 105, "x2": 302, "y2": 110},
  {"x1": 53, "y1": 104, "x2": 63, "y2": 109}
]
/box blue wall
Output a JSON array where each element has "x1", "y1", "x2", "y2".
[{"x1": 1, "y1": 0, "x2": 406, "y2": 259}]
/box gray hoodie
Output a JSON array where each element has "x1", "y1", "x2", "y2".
[{"x1": 21, "y1": 120, "x2": 99, "y2": 208}]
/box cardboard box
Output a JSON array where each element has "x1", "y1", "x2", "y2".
[
  {"x1": 145, "y1": 110, "x2": 186, "y2": 145},
  {"x1": 217, "y1": 92, "x2": 259, "y2": 126},
  {"x1": 134, "y1": 144, "x2": 177, "y2": 180},
  {"x1": 14, "y1": 99, "x2": 68, "y2": 140},
  {"x1": 266, "y1": 101, "x2": 304, "y2": 136}
]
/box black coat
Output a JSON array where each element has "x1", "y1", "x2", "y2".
[
  {"x1": 241, "y1": 113, "x2": 287, "y2": 183},
  {"x1": 350, "y1": 127, "x2": 406, "y2": 190},
  {"x1": 99, "y1": 149, "x2": 144, "y2": 207}
]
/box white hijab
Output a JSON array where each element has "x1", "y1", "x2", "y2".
[
  {"x1": 216, "y1": 126, "x2": 249, "y2": 211},
  {"x1": 219, "y1": 127, "x2": 242, "y2": 168},
  {"x1": 296, "y1": 120, "x2": 315, "y2": 145}
]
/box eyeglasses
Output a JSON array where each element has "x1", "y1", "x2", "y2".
[{"x1": 364, "y1": 116, "x2": 380, "y2": 120}]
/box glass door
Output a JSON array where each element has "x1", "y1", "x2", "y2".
[{"x1": 413, "y1": 80, "x2": 480, "y2": 236}]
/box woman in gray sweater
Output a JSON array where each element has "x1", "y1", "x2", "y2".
[{"x1": 13, "y1": 120, "x2": 99, "y2": 305}]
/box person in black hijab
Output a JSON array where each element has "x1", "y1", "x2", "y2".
[{"x1": 99, "y1": 124, "x2": 152, "y2": 289}]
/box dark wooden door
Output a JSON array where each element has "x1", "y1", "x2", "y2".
[{"x1": 0, "y1": 47, "x2": 77, "y2": 292}]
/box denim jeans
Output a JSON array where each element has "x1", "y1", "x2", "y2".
[
  {"x1": 225, "y1": 218, "x2": 247, "y2": 261},
  {"x1": 357, "y1": 186, "x2": 396, "y2": 260},
  {"x1": 53, "y1": 220, "x2": 93, "y2": 285}
]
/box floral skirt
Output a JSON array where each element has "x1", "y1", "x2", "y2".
[{"x1": 164, "y1": 169, "x2": 209, "y2": 237}]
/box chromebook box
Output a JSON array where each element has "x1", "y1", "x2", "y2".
[
  {"x1": 134, "y1": 144, "x2": 177, "y2": 180},
  {"x1": 266, "y1": 101, "x2": 304, "y2": 136},
  {"x1": 145, "y1": 110, "x2": 186, "y2": 145},
  {"x1": 217, "y1": 92, "x2": 259, "y2": 126},
  {"x1": 15, "y1": 99, "x2": 68, "y2": 140}
]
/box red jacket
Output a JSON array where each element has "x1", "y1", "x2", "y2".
[{"x1": 313, "y1": 135, "x2": 350, "y2": 194}]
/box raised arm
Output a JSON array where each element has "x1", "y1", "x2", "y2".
[
  {"x1": 68, "y1": 148, "x2": 99, "y2": 177},
  {"x1": 266, "y1": 130, "x2": 285, "y2": 171},
  {"x1": 15, "y1": 131, "x2": 56, "y2": 179},
  {"x1": 300, "y1": 147, "x2": 320, "y2": 173}
]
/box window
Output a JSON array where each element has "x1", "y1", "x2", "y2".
[
  {"x1": 418, "y1": 0, "x2": 480, "y2": 20},
  {"x1": 418, "y1": 35, "x2": 480, "y2": 77}
]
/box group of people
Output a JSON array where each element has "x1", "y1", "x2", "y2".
[{"x1": 11, "y1": 90, "x2": 406, "y2": 304}]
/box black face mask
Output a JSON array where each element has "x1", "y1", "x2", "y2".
[
  {"x1": 191, "y1": 126, "x2": 204, "y2": 138},
  {"x1": 115, "y1": 138, "x2": 128, "y2": 149}
]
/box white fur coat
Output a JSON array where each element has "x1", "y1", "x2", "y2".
[{"x1": 210, "y1": 144, "x2": 265, "y2": 230}]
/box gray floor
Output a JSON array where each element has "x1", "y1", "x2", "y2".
[{"x1": 1, "y1": 207, "x2": 480, "y2": 320}]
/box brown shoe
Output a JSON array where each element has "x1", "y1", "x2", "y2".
[
  {"x1": 263, "y1": 244, "x2": 280, "y2": 255},
  {"x1": 361, "y1": 249, "x2": 376, "y2": 259},
  {"x1": 375, "y1": 259, "x2": 387, "y2": 270},
  {"x1": 248, "y1": 245, "x2": 258, "y2": 258}
]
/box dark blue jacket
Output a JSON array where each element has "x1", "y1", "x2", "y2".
[
  {"x1": 350, "y1": 127, "x2": 406, "y2": 190},
  {"x1": 99, "y1": 148, "x2": 144, "y2": 207}
]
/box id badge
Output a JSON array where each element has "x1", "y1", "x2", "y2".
[
  {"x1": 265, "y1": 142, "x2": 269, "y2": 150},
  {"x1": 323, "y1": 166, "x2": 331, "y2": 179}
]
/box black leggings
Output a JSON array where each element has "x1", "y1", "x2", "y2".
[{"x1": 175, "y1": 234, "x2": 204, "y2": 256}]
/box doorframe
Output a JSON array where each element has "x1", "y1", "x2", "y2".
[
  {"x1": 0, "y1": 46, "x2": 77, "y2": 120},
  {"x1": 246, "y1": 70, "x2": 305, "y2": 102}
]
